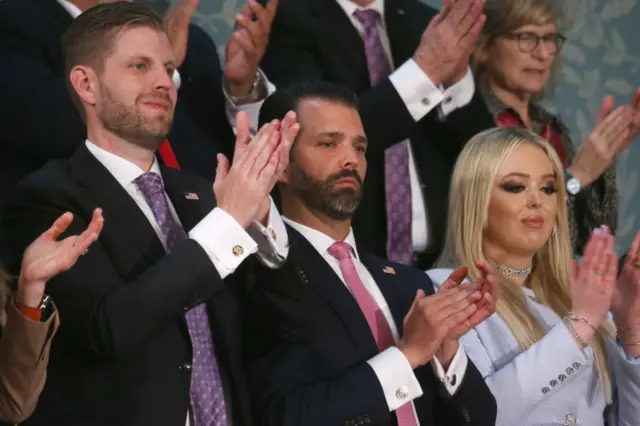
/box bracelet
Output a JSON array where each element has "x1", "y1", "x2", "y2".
[
  {"x1": 564, "y1": 316, "x2": 588, "y2": 348},
  {"x1": 567, "y1": 312, "x2": 597, "y2": 331}
]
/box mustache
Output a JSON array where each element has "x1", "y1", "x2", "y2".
[{"x1": 327, "y1": 169, "x2": 363, "y2": 186}]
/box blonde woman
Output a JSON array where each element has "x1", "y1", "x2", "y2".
[
  {"x1": 0, "y1": 209, "x2": 102, "y2": 422},
  {"x1": 427, "y1": 127, "x2": 640, "y2": 425},
  {"x1": 470, "y1": 0, "x2": 640, "y2": 255}
]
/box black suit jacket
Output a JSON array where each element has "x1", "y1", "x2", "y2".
[
  {"x1": 259, "y1": 0, "x2": 491, "y2": 268},
  {"x1": 241, "y1": 225, "x2": 497, "y2": 426},
  {"x1": 0, "y1": 0, "x2": 234, "y2": 212},
  {"x1": 0, "y1": 146, "x2": 251, "y2": 426}
]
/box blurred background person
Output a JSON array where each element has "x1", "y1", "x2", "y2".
[
  {"x1": 428, "y1": 127, "x2": 640, "y2": 425},
  {"x1": 468, "y1": 0, "x2": 640, "y2": 254},
  {"x1": 257, "y1": 0, "x2": 489, "y2": 270},
  {"x1": 0, "y1": 210, "x2": 102, "y2": 423}
]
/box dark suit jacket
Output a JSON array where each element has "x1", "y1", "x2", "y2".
[
  {"x1": 241, "y1": 225, "x2": 497, "y2": 426},
  {"x1": 0, "y1": 0, "x2": 234, "y2": 212},
  {"x1": 259, "y1": 0, "x2": 490, "y2": 268},
  {"x1": 0, "y1": 146, "x2": 251, "y2": 426}
]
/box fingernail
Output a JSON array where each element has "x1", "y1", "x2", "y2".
[{"x1": 593, "y1": 227, "x2": 602, "y2": 235}]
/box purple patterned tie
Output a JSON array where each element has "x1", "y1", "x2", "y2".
[
  {"x1": 354, "y1": 9, "x2": 413, "y2": 265},
  {"x1": 135, "y1": 172, "x2": 227, "y2": 426}
]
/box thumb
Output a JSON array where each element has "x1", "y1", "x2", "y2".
[
  {"x1": 213, "y1": 154, "x2": 230, "y2": 191},
  {"x1": 440, "y1": 266, "x2": 469, "y2": 291},
  {"x1": 404, "y1": 289, "x2": 425, "y2": 325},
  {"x1": 597, "y1": 95, "x2": 615, "y2": 124}
]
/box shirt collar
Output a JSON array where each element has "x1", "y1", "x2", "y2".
[
  {"x1": 57, "y1": 0, "x2": 83, "y2": 19},
  {"x1": 283, "y1": 217, "x2": 360, "y2": 260},
  {"x1": 335, "y1": 0, "x2": 386, "y2": 19},
  {"x1": 85, "y1": 140, "x2": 162, "y2": 190}
]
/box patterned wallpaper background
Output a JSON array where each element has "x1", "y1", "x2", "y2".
[{"x1": 150, "y1": 0, "x2": 640, "y2": 252}]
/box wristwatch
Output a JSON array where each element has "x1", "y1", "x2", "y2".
[
  {"x1": 227, "y1": 71, "x2": 266, "y2": 104},
  {"x1": 16, "y1": 294, "x2": 54, "y2": 322},
  {"x1": 565, "y1": 170, "x2": 582, "y2": 195}
]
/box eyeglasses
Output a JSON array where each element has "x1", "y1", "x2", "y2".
[{"x1": 501, "y1": 32, "x2": 566, "y2": 55}]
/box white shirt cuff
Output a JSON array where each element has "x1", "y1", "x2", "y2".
[
  {"x1": 388, "y1": 58, "x2": 445, "y2": 122},
  {"x1": 366, "y1": 346, "x2": 423, "y2": 411},
  {"x1": 439, "y1": 67, "x2": 475, "y2": 117},
  {"x1": 188, "y1": 207, "x2": 258, "y2": 279},
  {"x1": 224, "y1": 68, "x2": 276, "y2": 136},
  {"x1": 247, "y1": 196, "x2": 289, "y2": 268},
  {"x1": 173, "y1": 69, "x2": 182, "y2": 90},
  {"x1": 432, "y1": 344, "x2": 468, "y2": 396}
]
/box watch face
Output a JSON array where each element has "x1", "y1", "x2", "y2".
[{"x1": 567, "y1": 178, "x2": 581, "y2": 195}]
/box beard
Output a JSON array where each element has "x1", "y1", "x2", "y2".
[
  {"x1": 98, "y1": 84, "x2": 173, "y2": 151},
  {"x1": 289, "y1": 161, "x2": 363, "y2": 220}
]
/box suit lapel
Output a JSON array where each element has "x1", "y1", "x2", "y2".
[
  {"x1": 384, "y1": 0, "x2": 421, "y2": 69},
  {"x1": 287, "y1": 226, "x2": 378, "y2": 357},
  {"x1": 69, "y1": 146, "x2": 166, "y2": 264},
  {"x1": 309, "y1": 0, "x2": 369, "y2": 84},
  {"x1": 160, "y1": 166, "x2": 213, "y2": 232},
  {"x1": 359, "y1": 251, "x2": 407, "y2": 336}
]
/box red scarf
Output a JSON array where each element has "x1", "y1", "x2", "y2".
[
  {"x1": 495, "y1": 110, "x2": 566, "y2": 167},
  {"x1": 158, "y1": 139, "x2": 180, "y2": 169}
]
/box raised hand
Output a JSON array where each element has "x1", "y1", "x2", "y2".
[
  {"x1": 624, "y1": 88, "x2": 640, "y2": 149},
  {"x1": 399, "y1": 266, "x2": 482, "y2": 369},
  {"x1": 18, "y1": 209, "x2": 104, "y2": 308},
  {"x1": 214, "y1": 113, "x2": 294, "y2": 228},
  {"x1": 413, "y1": 0, "x2": 486, "y2": 87},
  {"x1": 164, "y1": 0, "x2": 200, "y2": 68},
  {"x1": 569, "y1": 226, "x2": 618, "y2": 346},
  {"x1": 225, "y1": 0, "x2": 278, "y2": 97},
  {"x1": 568, "y1": 99, "x2": 631, "y2": 186},
  {"x1": 612, "y1": 231, "x2": 640, "y2": 343}
]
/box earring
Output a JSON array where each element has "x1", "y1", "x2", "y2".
[{"x1": 551, "y1": 226, "x2": 557, "y2": 237}]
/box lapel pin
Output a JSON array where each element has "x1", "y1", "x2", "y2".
[
  {"x1": 382, "y1": 266, "x2": 396, "y2": 275},
  {"x1": 184, "y1": 192, "x2": 199, "y2": 200}
]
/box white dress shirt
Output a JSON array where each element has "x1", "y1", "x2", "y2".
[
  {"x1": 429, "y1": 268, "x2": 640, "y2": 426},
  {"x1": 284, "y1": 218, "x2": 468, "y2": 422},
  {"x1": 86, "y1": 140, "x2": 289, "y2": 426},
  {"x1": 57, "y1": 0, "x2": 273, "y2": 134},
  {"x1": 335, "y1": 0, "x2": 475, "y2": 251}
]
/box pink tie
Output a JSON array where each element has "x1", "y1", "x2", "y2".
[{"x1": 327, "y1": 242, "x2": 419, "y2": 426}]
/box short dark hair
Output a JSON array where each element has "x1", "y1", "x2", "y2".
[
  {"x1": 61, "y1": 1, "x2": 166, "y2": 121},
  {"x1": 258, "y1": 80, "x2": 359, "y2": 129}
]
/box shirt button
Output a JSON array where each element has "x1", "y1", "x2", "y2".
[
  {"x1": 444, "y1": 96, "x2": 452, "y2": 103},
  {"x1": 232, "y1": 245, "x2": 244, "y2": 256},
  {"x1": 449, "y1": 374, "x2": 457, "y2": 386},
  {"x1": 395, "y1": 386, "x2": 408, "y2": 399},
  {"x1": 421, "y1": 97, "x2": 430, "y2": 106}
]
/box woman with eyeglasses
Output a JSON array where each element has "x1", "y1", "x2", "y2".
[{"x1": 467, "y1": 0, "x2": 639, "y2": 255}]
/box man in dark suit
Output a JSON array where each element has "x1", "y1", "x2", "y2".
[
  {"x1": 241, "y1": 81, "x2": 498, "y2": 426},
  {"x1": 0, "y1": 0, "x2": 278, "y2": 212},
  {"x1": 258, "y1": 0, "x2": 493, "y2": 269},
  {"x1": 0, "y1": 3, "x2": 297, "y2": 425}
]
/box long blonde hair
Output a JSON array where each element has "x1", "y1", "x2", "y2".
[
  {"x1": 437, "y1": 127, "x2": 614, "y2": 402},
  {"x1": 472, "y1": 0, "x2": 570, "y2": 100}
]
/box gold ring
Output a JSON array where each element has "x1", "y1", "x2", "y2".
[
  {"x1": 631, "y1": 260, "x2": 640, "y2": 269},
  {"x1": 594, "y1": 270, "x2": 605, "y2": 277}
]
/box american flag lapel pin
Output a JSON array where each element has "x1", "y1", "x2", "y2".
[
  {"x1": 382, "y1": 266, "x2": 396, "y2": 275},
  {"x1": 184, "y1": 192, "x2": 199, "y2": 200}
]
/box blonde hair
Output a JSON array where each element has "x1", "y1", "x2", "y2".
[
  {"x1": 472, "y1": 0, "x2": 570, "y2": 100},
  {"x1": 437, "y1": 127, "x2": 614, "y2": 402}
]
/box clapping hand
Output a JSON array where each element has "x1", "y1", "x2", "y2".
[
  {"x1": 413, "y1": 0, "x2": 485, "y2": 87},
  {"x1": 214, "y1": 111, "x2": 299, "y2": 228},
  {"x1": 165, "y1": 0, "x2": 200, "y2": 68},
  {"x1": 225, "y1": 0, "x2": 278, "y2": 97},
  {"x1": 624, "y1": 89, "x2": 640, "y2": 149},
  {"x1": 612, "y1": 231, "x2": 640, "y2": 344},
  {"x1": 568, "y1": 96, "x2": 631, "y2": 186},
  {"x1": 17, "y1": 209, "x2": 104, "y2": 308}
]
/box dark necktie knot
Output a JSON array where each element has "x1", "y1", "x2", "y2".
[
  {"x1": 353, "y1": 8, "x2": 380, "y2": 30},
  {"x1": 134, "y1": 172, "x2": 165, "y2": 199}
]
